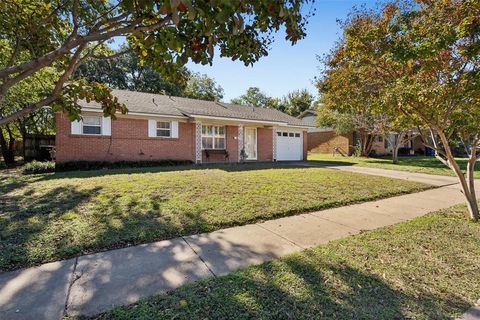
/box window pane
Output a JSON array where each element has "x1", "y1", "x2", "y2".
[
  {"x1": 83, "y1": 116, "x2": 101, "y2": 126},
  {"x1": 295, "y1": 133, "x2": 300, "y2": 137},
  {"x1": 202, "y1": 137, "x2": 213, "y2": 149},
  {"x1": 282, "y1": 132, "x2": 288, "y2": 137},
  {"x1": 217, "y1": 126, "x2": 225, "y2": 136},
  {"x1": 289, "y1": 132, "x2": 294, "y2": 137},
  {"x1": 157, "y1": 129, "x2": 170, "y2": 137},
  {"x1": 215, "y1": 137, "x2": 225, "y2": 149},
  {"x1": 157, "y1": 121, "x2": 170, "y2": 129},
  {"x1": 202, "y1": 125, "x2": 206, "y2": 135},
  {"x1": 277, "y1": 132, "x2": 281, "y2": 136},
  {"x1": 205, "y1": 126, "x2": 212, "y2": 135},
  {"x1": 83, "y1": 126, "x2": 101, "y2": 134}
]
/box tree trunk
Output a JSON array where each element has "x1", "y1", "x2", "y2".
[
  {"x1": 437, "y1": 131, "x2": 479, "y2": 221},
  {"x1": 0, "y1": 128, "x2": 15, "y2": 166},
  {"x1": 391, "y1": 132, "x2": 406, "y2": 164},
  {"x1": 360, "y1": 131, "x2": 373, "y2": 157}
]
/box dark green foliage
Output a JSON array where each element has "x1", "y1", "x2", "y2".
[{"x1": 22, "y1": 160, "x2": 55, "y2": 174}]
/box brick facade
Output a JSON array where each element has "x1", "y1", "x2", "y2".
[
  {"x1": 55, "y1": 113, "x2": 196, "y2": 163},
  {"x1": 55, "y1": 114, "x2": 283, "y2": 163},
  {"x1": 308, "y1": 131, "x2": 353, "y2": 155},
  {"x1": 257, "y1": 128, "x2": 273, "y2": 161}
]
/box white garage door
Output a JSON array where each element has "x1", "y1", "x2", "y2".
[{"x1": 276, "y1": 131, "x2": 303, "y2": 161}]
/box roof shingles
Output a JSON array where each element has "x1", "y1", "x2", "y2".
[{"x1": 80, "y1": 89, "x2": 311, "y2": 127}]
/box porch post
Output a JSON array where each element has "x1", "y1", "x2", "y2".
[
  {"x1": 195, "y1": 122, "x2": 202, "y2": 163},
  {"x1": 238, "y1": 125, "x2": 244, "y2": 162}
]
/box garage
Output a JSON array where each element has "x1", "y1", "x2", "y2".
[{"x1": 276, "y1": 130, "x2": 304, "y2": 161}]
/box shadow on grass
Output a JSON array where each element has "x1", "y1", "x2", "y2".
[{"x1": 90, "y1": 245, "x2": 472, "y2": 319}]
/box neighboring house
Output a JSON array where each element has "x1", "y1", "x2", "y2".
[
  {"x1": 298, "y1": 110, "x2": 353, "y2": 155},
  {"x1": 298, "y1": 110, "x2": 426, "y2": 156},
  {"x1": 55, "y1": 90, "x2": 313, "y2": 164}
]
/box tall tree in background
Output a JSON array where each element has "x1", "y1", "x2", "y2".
[
  {"x1": 231, "y1": 87, "x2": 281, "y2": 108},
  {"x1": 76, "y1": 52, "x2": 186, "y2": 96},
  {"x1": 282, "y1": 89, "x2": 313, "y2": 116},
  {"x1": 183, "y1": 73, "x2": 224, "y2": 101},
  {"x1": 0, "y1": 0, "x2": 313, "y2": 126},
  {"x1": 322, "y1": 0, "x2": 480, "y2": 220}
]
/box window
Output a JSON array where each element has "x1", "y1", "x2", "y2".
[
  {"x1": 277, "y1": 132, "x2": 281, "y2": 136},
  {"x1": 156, "y1": 121, "x2": 171, "y2": 137},
  {"x1": 295, "y1": 133, "x2": 300, "y2": 137},
  {"x1": 202, "y1": 125, "x2": 225, "y2": 149},
  {"x1": 377, "y1": 136, "x2": 384, "y2": 142},
  {"x1": 289, "y1": 132, "x2": 294, "y2": 137},
  {"x1": 282, "y1": 132, "x2": 288, "y2": 137},
  {"x1": 82, "y1": 116, "x2": 101, "y2": 135}
]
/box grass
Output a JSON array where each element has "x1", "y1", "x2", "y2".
[
  {"x1": 0, "y1": 163, "x2": 429, "y2": 271},
  {"x1": 308, "y1": 153, "x2": 480, "y2": 178},
  {"x1": 92, "y1": 205, "x2": 480, "y2": 320}
]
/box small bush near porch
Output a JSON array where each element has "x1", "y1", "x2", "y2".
[{"x1": 0, "y1": 163, "x2": 428, "y2": 271}]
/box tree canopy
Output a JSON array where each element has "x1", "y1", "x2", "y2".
[
  {"x1": 75, "y1": 51, "x2": 186, "y2": 96},
  {"x1": 231, "y1": 87, "x2": 280, "y2": 108},
  {"x1": 0, "y1": 0, "x2": 313, "y2": 125},
  {"x1": 319, "y1": 0, "x2": 480, "y2": 220},
  {"x1": 231, "y1": 86, "x2": 313, "y2": 116},
  {"x1": 183, "y1": 72, "x2": 224, "y2": 101}
]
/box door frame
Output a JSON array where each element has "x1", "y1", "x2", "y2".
[{"x1": 244, "y1": 127, "x2": 258, "y2": 160}]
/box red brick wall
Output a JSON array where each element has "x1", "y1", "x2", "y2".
[
  {"x1": 257, "y1": 128, "x2": 273, "y2": 161},
  {"x1": 308, "y1": 131, "x2": 353, "y2": 155},
  {"x1": 55, "y1": 113, "x2": 196, "y2": 163},
  {"x1": 202, "y1": 125, "x2": 239, "y2": 163}
]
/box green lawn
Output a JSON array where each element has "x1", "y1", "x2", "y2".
[
  {"x1": 0, "y1": 163, "x2": 429, "y2": 271},
  {"x1": 93, "y1": 205, "x2": 480, "y2": 320},
  {"x1": 308, "y1": 153, "x2": 480, "y2": 178}
]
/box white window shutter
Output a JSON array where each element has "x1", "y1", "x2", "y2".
[
  {"x1": 102, "y1": 117, "x2": 111, "y2": 136},
  {"x1": 71, "y1": 119, "x2": 82, "y2": 134},
  {"x1": 148, "y1": 119, "x2": 157, "y2": 137},
  {"x1": 171, "y1": 121, "x2": 179, "y2": 138}
]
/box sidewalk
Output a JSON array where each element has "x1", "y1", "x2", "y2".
[{"x1": 0, "y1": 170, "x2": 473, "y2": 319}]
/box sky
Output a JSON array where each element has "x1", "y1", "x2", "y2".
[{"x1": 187, "y1": 0, "x2": 379, "y2": 102}]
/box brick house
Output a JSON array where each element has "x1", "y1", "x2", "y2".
[
  {"x1": 298, "y1": 109, "x2": 426, "y2": 156},
  {"x1": 55, "y1": 90, "x2": 313, "y2": 164}
]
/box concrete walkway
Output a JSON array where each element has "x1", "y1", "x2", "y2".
[{"x1": 0, "y1": 169, "x2": 476, "y2": 319}]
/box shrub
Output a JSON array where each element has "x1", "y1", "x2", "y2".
[
  {"x1": 55, "y1": 160, "x2": 194, "y2": 172},
  {"x1": 22, "y1": 160, "x2": 55, "y2": 174}
]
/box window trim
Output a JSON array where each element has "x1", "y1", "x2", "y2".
[
  {"x1": 201, "y1": 125, "x2": 226, "y2": 150},
  {"x1": 81, "y1": 116, "x2": 102, "y2": 135},
  {"x1": 156, "y1": 121, "x2": 172, "y2": 137}
]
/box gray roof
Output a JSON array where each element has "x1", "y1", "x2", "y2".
[{"x1": 81, "y1": 89, "x2": 311, "y2": 127}]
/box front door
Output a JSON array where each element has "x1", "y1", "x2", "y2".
[{"x1": 244, "y1": 127, "x2": 257, "y2": 160}]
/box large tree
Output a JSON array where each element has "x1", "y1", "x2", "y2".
[
  {"x1": 282, "y1": 88, "x2": 313, "y2": 116},
  {"x1": 0, "y1": 0, "x2": 312, "y2": 125},
  {"x1": 75, "y1": 51, "x2": 186, "y2": 96},
  {"x1": 183, "y1": 72, "x2": 224, "y2": 101},
  {"x1": 231, "y1": 87, "x2": 281, "y2": 108},
  {"x1": 323, "y1": 0, "x2": 480, "y2": 220}
]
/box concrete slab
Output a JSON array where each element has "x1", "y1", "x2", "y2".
[
  {"x1": 311, "y1": 206, "x2": 403, "y2": 231},
  {"x1": 458, "y1": 300, "x2": 480, "y2": 320},
  {"x1": 66, "y1": 238, "x2": 212, "y2": 317},
  {"x1": 0, "y1": 259, "x2": 75, "y2": 320},
  {"x1": 257, "y1": 213, "x2": 358, "y2": 248},
  {"x1": 183, "y1": 224, "x2": 301, "y2": 276},
  {"x1": 325, "y1": 165, "x2": 459, "y2": 186}
]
